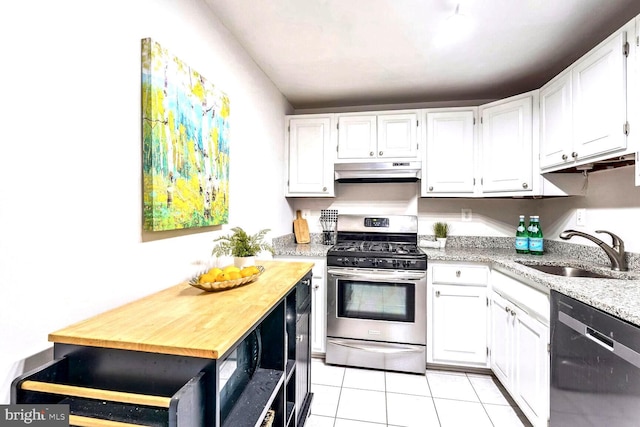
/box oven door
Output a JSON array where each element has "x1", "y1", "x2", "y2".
[{"x1": 326, "y1": 267, "x2": 426, "y2": 345}]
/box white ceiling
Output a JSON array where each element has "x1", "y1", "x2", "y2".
[{"x1": 204, "y1": 0, "x2": 640, "y2": 109}]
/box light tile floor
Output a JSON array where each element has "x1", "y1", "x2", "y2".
[{"x1": 307, "y1": 358, "x2": 532, "y2": 427}]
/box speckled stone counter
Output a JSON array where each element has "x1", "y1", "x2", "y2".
[
  {"x1": 422, "y1": 247, "x2": 640, "y2": 327},
  {"x1": 273, "y1": 233, "x2": 332, "y2": 257},
  {"x1": 273, "y1": 232, "x2": 640, "y2": 327}
]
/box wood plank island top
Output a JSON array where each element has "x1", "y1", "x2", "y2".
[{"x1": 48, "y1": 260, "x2": 314, "y2": 359}]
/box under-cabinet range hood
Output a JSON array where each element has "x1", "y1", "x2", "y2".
[{"x1": 334, "y1": 161, "x2": 421, "y2": 183}]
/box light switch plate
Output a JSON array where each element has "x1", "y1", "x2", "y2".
[
  {"x1": 576, "y1": 208, "x2": 587, "y2": 226},
  {"x1": 461, "y1": 209, "x2": 472, "y2": 221},
  {"x1": 301, "y1": 209, "x2": 311, "y2": 219}
]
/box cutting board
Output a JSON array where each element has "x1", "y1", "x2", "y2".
[{"x1": 293, "y1": 210, "x2": 310, "y2": 244}]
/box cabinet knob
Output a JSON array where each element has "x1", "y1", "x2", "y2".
[
  {"x1": 435, "y1": 290, "x2": 441, "y2": 297},
  {"x1": 428, "y1": 186, "x2": 434, "y2": 191},
  {"x1": 562, "y1": 154, "x2": 568, "y2": 160},
  {"x1": 314, "y1": 284, "x2": 320, "y2": 290},
  {"x1": 370, "y1": 151, "x2": 375, "y2": 156},
  {"x1": 379, "y1": 151, "x2": 383, "y2": 156},
  {"x1": 522, "y1": 182, "x2": 528, "y2": 189},
  {"x1": 572, "y1": 152, "x2": 578, "y2": 158},
  {"x1": 297, "y1": 335, "x2": 304, "y2": 342},
  {"x1": 455, "y1": 270, "x2": 461, "y2": 278},
  {"x1": 322, "y1": 187, "x2": 327, "y2": 192}
]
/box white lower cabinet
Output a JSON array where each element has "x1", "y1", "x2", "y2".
[
  {"x1": 275, "y1": 256, "x2": 327, "y2": 354},
  {"x1": 490, "y1": 270, "x2": 550, "y2": 427},
  {"x1": 427, "y1": 263, "x2": 489, "y2": 368}
]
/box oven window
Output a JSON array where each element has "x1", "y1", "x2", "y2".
[{"x1": 337, "y1": 280, "x2": 415, "y2": 322}]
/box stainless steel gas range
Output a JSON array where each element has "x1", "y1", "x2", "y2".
[{"x1": 325, "y1": 214, "x2": 427, "y2": 374}]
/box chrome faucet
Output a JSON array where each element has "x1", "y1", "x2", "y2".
[{"x1": 559, "y1": 230, "x2": 628, "y2": 271}]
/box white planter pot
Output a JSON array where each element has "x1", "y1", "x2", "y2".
[
  {"x1": 234, "y1": 256, "x2": 256, "y2": 268},
  {"x1": 436, "y1": 238, "x2": 447, "y2": 249}
]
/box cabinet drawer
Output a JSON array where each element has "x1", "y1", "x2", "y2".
[
  {"x1": 431, "y1": 265, "x2": 488, "y2": 285},
  {"x1": 12, "y1": 355, "x2": 206, "y2": 426}
]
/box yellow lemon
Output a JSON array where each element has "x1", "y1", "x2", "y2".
[
  {"x1": 240, "y1": 268, "x2": 254, "y2": 278},
  {"x1": 222, "y1": 265, "x2": 240, "y2": 274},
  {"x1": 199, "y1": 273, "x2": 217, "y2": 283},
  {"x1": 207, "y1": 267, "x2": 222, "y2": 278},
  {"x1": 228, "y1": 271, "x2": 242, "y2": 280},
  {"x1": 215, "y1": 272, "x2": 231, "y2": 282}
]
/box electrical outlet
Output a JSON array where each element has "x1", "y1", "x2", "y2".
[
  {"x1": 576, "y1": 208, "x2": 587, "y2": 226},
  {"x1": 461, "y1": 209, "x2": 472, "y2": 222},
  {"x1": 301, "y1": 209, "x2": 311, "y2": 219}
]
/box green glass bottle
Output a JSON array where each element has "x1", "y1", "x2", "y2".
[
  {"x1": 515, "y1": 215, "x2": 529, "y2": 254},
  {"x1": 529, "y1": 216, "x2": 544, "y2": 255}
]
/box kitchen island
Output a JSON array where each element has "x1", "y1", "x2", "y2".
[{"x1": 12, "y1": 260, "x2": 314, "y2": 427}]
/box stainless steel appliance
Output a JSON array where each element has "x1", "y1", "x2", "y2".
[
  {"x1": 325, "y1": 214, "x2": 427, "y2": 374},
  {"x1": 550, "y1": 290, "x2": 640, "y2": 426}
]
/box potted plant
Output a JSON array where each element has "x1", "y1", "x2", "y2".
[
  {"x1": 433, "y1": 222, "x2": 450, "y2": 249},
  {"x1": 212, "y1": 227, "x2": 275, "y2": 267}
]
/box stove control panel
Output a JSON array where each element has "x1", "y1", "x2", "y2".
[
  {"x1": 364, "y1": 217, "x2": 389, "y2": 228},
  {"x1": 330, "y1": 256, "x2": 426, "y2": 270}
]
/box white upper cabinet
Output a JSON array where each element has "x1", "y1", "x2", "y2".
[
  {"x1": 572, "y1": 31, "x2": 627, "y2": 159},
  {"x1": 540, "y1": 27, "x2": 630, "y2": 172},
  {"x1": 337, "y1": 111, "x2": 419, "y2": 160},
  {"x1": 480, "y1": 94, "x2": 534, "y2": 194},
  {"x1": 286, "y1": 115, "x2": 335, "y2": 197},
  {"x1": 423, "y1": 109, "x2": 476, "y2": 195},
  {"x1": 377, "y1": 113, "x2": 419, "y2": 158},
  {"x1": 337, "y1": 115, "x2": 377, "y2": 159},
  {"x1": 540, "y1": 71, "x2": 573, "y2": 169}
]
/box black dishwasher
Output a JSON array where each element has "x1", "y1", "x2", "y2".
[{"x1": 550, "y1": 290, "x2": 640, "y2": 427}]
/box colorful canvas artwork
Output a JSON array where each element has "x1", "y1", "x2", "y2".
[{"x1": 141, "y1": 38, "x2": 230, "y2": 231}]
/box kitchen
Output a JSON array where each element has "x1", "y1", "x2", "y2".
[{"x1": 2, "y1": 1, "x2": 640, "y2": 426}]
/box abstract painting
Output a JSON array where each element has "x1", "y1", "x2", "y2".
[{"x1": 141, "y1": 38, "x2": 230, "y2": 231}]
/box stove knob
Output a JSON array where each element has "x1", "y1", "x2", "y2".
[
  {"x1": 342, "y1": 258, "x2": 350, "y2": 265},
  {"x1": 372, "y1": 259, "x2": 381, "y2": 267},
  {"x1": 352, "y1": 258, "x2": 359, "y2": 266},
  {"x1": 392, "y1": 260, "x2": 400, "y2": 268},
  {"x1": 403, "y1": 260, "x2": 411, "y2": 268}
]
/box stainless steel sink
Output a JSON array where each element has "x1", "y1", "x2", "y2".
[{"x1": 517, "y1": 263, "x2": 612, "y2": 279}]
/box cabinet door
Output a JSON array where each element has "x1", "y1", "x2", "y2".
[
  {"x1": 431, "y1": 284, "x2": 487, "y2": 365},
  {"x1": 490, "y1": 292, "x2": 513, "y2": 388},
  {"x1": 311, "y1": 270, "x2": 326, "y2": 354},
  {"x1": 337, "y1": 115, "x2": 377, "y2": 159},
  {"x1": 572, "y1": 31, "x2": 627, "y2": 160},
  {"x1": 377, "y1": 113, "x2": 418, "y2": 158},
  {"x1": 287, "y1": 117, "x2": 333, "y2": 196},
  {"x1": 540, "y1": 72, "x2": 573, "y2": 170},
  {"x1": 424, "y1": 110, "x2": 475, "y2": 194},
  {"x1": 481, "y1": 96, "x2": 533, "y2": 193},
  {"x1": 513, "y1": 308, "x2": 549, "y2": 427}
]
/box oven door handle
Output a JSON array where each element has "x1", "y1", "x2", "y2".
[
  {"x1": 327, "y1": 339, "x2": 423, "y2": 354},
  {"x1": 327, "y1": 268, "x2": 426, "y2": 281}
]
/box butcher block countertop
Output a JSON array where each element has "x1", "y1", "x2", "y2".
[{"x1": 48, "y1": 260, "x2": 313, "y2": 360}]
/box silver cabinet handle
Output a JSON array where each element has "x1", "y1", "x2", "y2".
[
  {"x1": 456, "y1": 270, "x2": 461, "y2": 278},
  {"x1": 435, "y1": 290, "x2": 441, "y2": 297},
  {"x1": 322, "y1": 186, "x2": 327, "y2": 192},
  {"x1": 522, "y1": 183, "x2": 528, "y2": 189},
  {"x1": 369, "y1": 151, "x2": 374, "y2": 156},
  {"x1": 379, "y1": 151, "x2": 384, "y2": 156},
  {"x1": 562, "y1": 154, "x2": 568, "y2": 160},
  {"x1": 429, "y1": 186, "x2": 434, "y2": 191},
  {"x1": 572, "y1": 152, "x2": 578, "y2": 158}
]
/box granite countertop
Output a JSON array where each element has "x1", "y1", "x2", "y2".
[
  {"x1": 422, "y1": 247, "x2": 640, "y2": 327},
  {"x1": 274, "y1": 233, "x2": 640, "y2": 327}
]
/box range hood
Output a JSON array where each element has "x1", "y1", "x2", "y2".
[{"x1": 334, "y1": 161, "x2": 421, "y2": 183}]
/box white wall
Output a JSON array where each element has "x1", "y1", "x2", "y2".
[
  {"x1": 0, "y1": 0, "x2": 293, "y2": 403},
  {"x1": 291, "y1": 166, "x2": 640, "y2": 252}
]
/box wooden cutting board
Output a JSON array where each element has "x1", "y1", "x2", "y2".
[{"x1": 293, "y1": 210, "x2": 310, "y2": 244}]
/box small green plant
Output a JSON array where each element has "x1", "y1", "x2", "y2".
[
  {"x1": 212, "y1": 227, "x2": 275, "y2": 257},
  {"x1": 433, "y1": 222, "x2": 450, "y2": 239}
]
